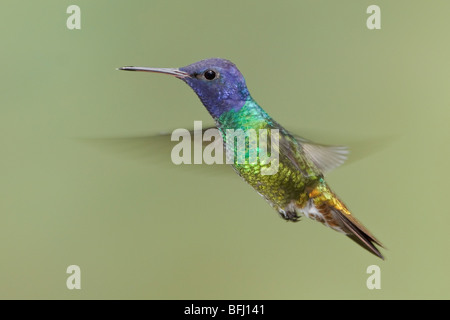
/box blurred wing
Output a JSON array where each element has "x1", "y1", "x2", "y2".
[
  {"x1": 291, "y1": 128, "x2": 397, "y2": 171},
  {"x1": 294, "y1": 135, "x2": 349, "y2": 174},
  {"x1": 78, "y1": 125, "x2": 395, "y2": 177},
  {"x1": 77, "y1": 126, "x2": 232, "y2": 176}
]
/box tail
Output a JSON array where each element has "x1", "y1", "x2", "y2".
[
  {"x1": 297, "y1": 182, "x2": 385, "y2": 259},
  {"x1": 336, "y1": 210, "x2": 385, "y2": 260}
]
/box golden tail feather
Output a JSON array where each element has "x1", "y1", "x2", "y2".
[{"x1": 301, "y1": 182, "x2": 385, "y2": 259}]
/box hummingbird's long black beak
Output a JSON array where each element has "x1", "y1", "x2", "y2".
[{"x1": 118, "y1": 66, "x2": 190, "y2": 79}]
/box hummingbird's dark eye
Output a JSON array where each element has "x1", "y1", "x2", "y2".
[{"x1": 203, "y1": 70, "x2": 217, "y2": 80}]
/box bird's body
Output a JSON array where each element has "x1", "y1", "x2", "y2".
[
  {"x1": 217, "y1": 98, "x2": 316, "y2": 219},
  {"x1": 119, "y1": 58, "x2": 384, "y2": 259}
]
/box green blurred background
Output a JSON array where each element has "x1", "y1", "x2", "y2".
[{"x1": 1, "y1": 0, "x2": 449, "y2": 299}]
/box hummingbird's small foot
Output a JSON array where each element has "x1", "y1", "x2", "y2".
[{"x1": 279, "y1": 210, "x2": 301, "y2": 222}]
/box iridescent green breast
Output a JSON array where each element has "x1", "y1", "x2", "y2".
[{"x1": 217, "y1": 100, "x2": 321, "y2": 210}]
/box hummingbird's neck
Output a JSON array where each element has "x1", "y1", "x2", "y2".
[
  {"x1": 205, "y1": 97, "x2": 249, "y2": 119},
  {"x1": 185, "y1": 80, "x2": 251, "y2": 119},
  {"x1": 216, "y1": 98, "x2": 271, "y2": 130}
]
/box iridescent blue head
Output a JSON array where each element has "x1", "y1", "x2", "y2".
[{"x1": 119, "y1": 58, "x2": 251, "y2": 118}]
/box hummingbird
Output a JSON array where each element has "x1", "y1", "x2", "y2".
[{"x1": 119, "y1": 58, "x2": 385, "y2": 259}]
